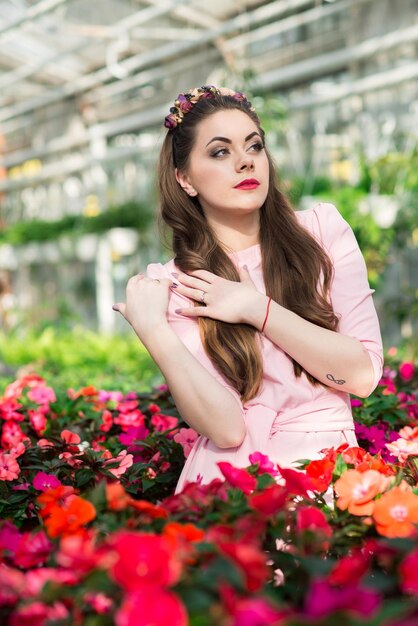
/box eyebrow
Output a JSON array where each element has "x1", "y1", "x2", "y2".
[{"x1": 205, "y1": 131, "x2": 261, "y2": 147}]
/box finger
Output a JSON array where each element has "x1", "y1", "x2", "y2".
[
  {"x1": 187, "y1": 269, "x2": 216, "y2": 284},
  {"x1": 112, "y1": 303, "x2": 126, "y2": 316},
  {"x1": 175, "y1": 306, "x2": 208, "y2": 317},
  {"x1": 238, "y1": 264, "x2": 253, "y2": 283},
  {"x1": 174, "y1": 272, "x2": 209, "y2": 289}
]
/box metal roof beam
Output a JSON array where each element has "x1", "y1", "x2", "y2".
[
  {"x1": 0, "y1": 0, "x2": 316, "y2": 124},
  {"x1": 0, "y1": 0, "x2": 72, "y2": 46}
]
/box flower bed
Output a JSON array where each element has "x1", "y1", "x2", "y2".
[{"x1": 0, "y1": 356, "x2": 417, "y2": 625}]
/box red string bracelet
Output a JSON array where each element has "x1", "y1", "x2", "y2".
[{"x1": 261, "y1": 297, "x2": 272, "y2": 334}]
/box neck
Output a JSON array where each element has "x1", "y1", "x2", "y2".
[{"x1": 206, "y1": 211, "x2": 260, "y2": 253}]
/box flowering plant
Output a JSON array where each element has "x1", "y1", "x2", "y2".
[{"x1": 0, "y1": 355, "x2": 417, "y2": 625}]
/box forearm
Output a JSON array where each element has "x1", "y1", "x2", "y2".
[
  {"x1": 137, "y1": 322, "x2": 246, "y2": 447},
  {"x1": 247, "y1": 295, "x2": 375, "y2": 397}
]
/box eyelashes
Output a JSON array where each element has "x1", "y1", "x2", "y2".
[{"x1": 210, "y1": 142, "x2": 265, "y2": 158}]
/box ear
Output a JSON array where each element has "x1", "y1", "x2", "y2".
[{"x1": 175, "y1": 168, "x2": 198, "y2": 197}]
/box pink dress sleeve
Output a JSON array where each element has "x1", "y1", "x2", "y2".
[
  {"x1": 145, "y1": 261, "x2": 245, "y2": 412},
  {"x1": 313, "y1": 203, "x2": 384, "y2": 395}
]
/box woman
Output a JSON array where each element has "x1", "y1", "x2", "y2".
[{"x1": 113, "y1": 85, "x2": 383, "y2": 492}]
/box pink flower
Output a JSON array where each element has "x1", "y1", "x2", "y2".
[
  {"x1": 114, "y1": 410, "x2": 145, "y2": 431},
  {"x1": 100, "y1": 409, "x2": 113, "y2": 432},
  {"x1": 249, "y1": 451, "x2": 279, "y2": 476},
  {"x1": 386, "y1": 438, "x2": 418, "y2": 463},
  {"x1": 24, "y1": 568, "x2": 78, "y2": 597},
  {"x1": 1, "y1": 421, "x2": 29, "y2": 450},
  {"x1": 218, "y1": 462, "x2": 257, "y2": 494},
  {"x1": 56, "y1": 531, "x2": 100, "y2": 575},
  {"x1": 33, "y1": 472, "x2": 61, "y2": 492},
  {"x1": 9, "y1": 600, "x2": 68, "y2": 625},
  {"x1": 27, "y1": 385, "x2": 56, "y2": 405},
  {"x1": 0, "y1": 398, "x2": 23, "y2": 422},
  {"x1": 60, "y1": 429, "x2": 81, "y2": 445},
  {"x1": 116, "y1": 589, "x2": 187, "y2": 626},
  {"x1": 151, "y1": 414, "x2": 179, "y2": 436},
  {"x1": 85, "y1": 592, "x2": 113, "y2": 614},
  {"x1": 105, "y1": 450, "x2": 133, "y2": 478},
  {"x1": 14, "y1": 530, "x2": 53, "y2": 568},
  {"x1": 173, "y1": 428, "x2": 198, "y2": 458},
  {"x1": 0, "y1": 452, "x2": 20, "y2": 480},
  {"x1": 399, "y1": 362, "x2": 415, "y2": 382},
  {"x1": 28, "y1": 409, "x2": 47, "y2": 435},
  {"x1": 148, "y1": 403, "x2": 161, "y2": 414},
  {"x1": 0, "y1": 564, "x2": 25, "y2": 606},
  {"x1": 398, "y1": 426, "x2": 418, "y2": 441}
]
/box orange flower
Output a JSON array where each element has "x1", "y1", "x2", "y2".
[
  {"x1": 37, "y1": 485, "x2": 75, "y2": 518},
  {"x1": 163, "y1": 522, "x2": 205, "y2": 543},
  {"x1": 129, "y1": 499, "x2": 168, "y2": 519},
  {"x1": 334, "y1": 469, "x2": 388, "y2": 516},
  {"x1": 43, "y1": 495, "x2": 96, "y2": 538},
  {"x1": 373, "y1": 487, "x2": 418, "y2": 538},
  {"x1": 106, "y1": 483, "x2": 131, "y2": 511}
]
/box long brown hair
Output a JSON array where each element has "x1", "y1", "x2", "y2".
[{"x1": 157, "y1": 94, "x2": 339, "y2": 403}]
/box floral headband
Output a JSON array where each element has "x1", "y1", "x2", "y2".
[{"x1": 164, "y1": 85, "x2": 254, "y2": 130}]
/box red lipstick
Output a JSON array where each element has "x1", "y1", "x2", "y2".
[{"x1": 234, "y1": 178, "x2": 260, "y2": 190}]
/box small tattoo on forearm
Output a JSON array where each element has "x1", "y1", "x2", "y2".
[{"x1": 326, "y1": 373, "x2": 346, "y2": 385}]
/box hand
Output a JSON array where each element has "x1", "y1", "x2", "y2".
[
  {"x1": 172, "y1": 266, "x2": 268, "y2": 327},
  {"x1": 113, "y1": 274, "x2": 173, "y2": 341}
]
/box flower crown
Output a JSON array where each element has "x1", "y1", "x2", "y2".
[{"x1": 164, "y1": 85, "x2": 254, "y2": 130}]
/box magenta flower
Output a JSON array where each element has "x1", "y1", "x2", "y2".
[
  {"x1": 249, "y1": 451, "x2": 279, "y2": 476},
  {"x1": 399, "y1": 361, "x2": 415, "y2": 382},
  {"x1": 14, "y1": 530, "x2": 53, "y2": 568},
  {"x1": 33, "y1": 471, "x2": 61, "y2": 492},
  {"x1": 0, "y1": 521, "x2": 21, "y2": 555},
  {"x1": 304, "y1": 578, "x2": 380, "y2": 618},
  {"x1": 350, "y1": 398, "x2": 363, "y2": 407},
  {"x1": 119, "y1": 425, "x2": 150, "y2": 448}
]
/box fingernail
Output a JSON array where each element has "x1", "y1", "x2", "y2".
[
  {"x1": 175, "y1": 309, "x2": 182, "y2": 314},
  {"x1": 243, "y1": 264, "x2": 249, "y2": 271},
  {"x1": 171, "y1": 282, "x2": 178, "y2": 288},
  {"x1": 112, "y1": 305, "x2": 118, "y2": 311},
  {"x1": 171, "y1": 272, "x2": 179, "y2": 278}
]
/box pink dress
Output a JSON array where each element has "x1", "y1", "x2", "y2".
[{"x1": 146, "y1": 203, "x2": 384, "y2": 493}]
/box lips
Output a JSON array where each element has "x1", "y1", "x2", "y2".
[{"x1": 234, "y1": 178, "x2": 260, "y2": 190}]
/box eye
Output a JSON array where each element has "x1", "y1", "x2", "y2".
[
  {"x1": 249, "y1": 141, "x2": 264, "y2": 152},
  {"x1": 210, "y1": 147, "x2": 229, "y2": 158}
]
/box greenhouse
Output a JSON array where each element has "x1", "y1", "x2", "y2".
[{"x1": 0, "y1": 1, "x2": 417, "y2": 625}]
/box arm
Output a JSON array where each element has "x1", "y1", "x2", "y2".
[
  {"x1": 173, "y1": 204, "x2": 383, "y2": 398},
  {"x1": 113, "y1": 272, "x2": 246, "y2": 448}
]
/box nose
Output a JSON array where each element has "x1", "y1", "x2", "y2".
[{"x1": 237, "y1": 152, "x2": 255, "y2": 171}]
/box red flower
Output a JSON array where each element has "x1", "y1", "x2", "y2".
[
  {"x1": 116, "y1": 589, "x2": 187, "y2": 626},
  {"x1": 328, "y1": 549, "x2": 370, "y2": 585},
  {"x1": 218, "y1": 462, "x2": 257, "y2": 494},
  {"x1": 150, "y1": 413, "x2": 179, "y2": 436},
  {"x1": 129, "y1": 499, "x2": 168, "y2": 519},
  {"x1": 218, "y1": 542, "x2": 270, "y2": 591},
  {"x1": 399, "y1": 549, "x2": 418, "y2": 593},
  {"x1": 110, "y1": 531, "x2": 181, "y2": 591},
  {"x1": 277, "y1": 465, "x2": 313, "y2": 498},
  {"x1": 296, "y1": 506, "x2": 332, "y2": 535},
  {"x1": 249, "y1": 483, "x2": 287, "y2": 515},
  {"x1": 56, "y1": 530, "x2": 100, "y2": 575},
  {"x1": 305, "y1": 458, "x2": 334, "y2": 492}
]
